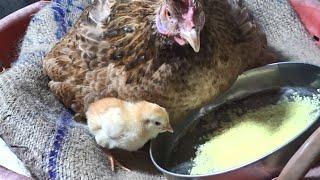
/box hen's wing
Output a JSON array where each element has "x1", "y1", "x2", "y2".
[
  {"x1": 43, "y1": 0, "x2": 158, "y2": 113},
  {"x1": 43, "y1": 1, "x2": 115, "y2": 110},
  {"x1": 43, "y1": 0, "x2": 115, "y2": 80}
]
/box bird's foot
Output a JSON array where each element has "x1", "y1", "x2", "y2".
[{"x1": 105, "y1": 151, "x2": 131, "y2": 172}]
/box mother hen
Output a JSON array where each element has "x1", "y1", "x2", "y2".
[{"x1": 43, "y1": 0, "x2": 274, "y2": 123}]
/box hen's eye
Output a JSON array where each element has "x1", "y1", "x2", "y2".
[
  {"x1": 155, "y1": 121, "x2": 161, "y2": 126},
  {"x1": 144, "y1": 119, "x2": 150, "y2": 124},
  {"x1": 166, "y1": 9, "x2": 171, "y2": 17}
]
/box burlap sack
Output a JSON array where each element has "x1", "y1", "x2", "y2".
[{"x1": 0, "y1": 0, "x2": 319, "y2": 179}]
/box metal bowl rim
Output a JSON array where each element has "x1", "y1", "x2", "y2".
[{"x1": 149, "y1": 62, "x2": 320, "y2": 178}]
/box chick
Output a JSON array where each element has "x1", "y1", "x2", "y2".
[{"x1": 86, "y1": 97, "x2": 173, "y2": 171}]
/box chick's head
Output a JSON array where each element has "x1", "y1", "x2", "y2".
[
  {"x1": 135, "y1": 101, "x2": 173, "y2": 138},
  {"x1": 156, "y1": 0, "x2": 205, "y2": 52}
]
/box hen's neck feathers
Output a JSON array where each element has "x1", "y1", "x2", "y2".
[
  {"x1": 71, "y1": 0, "x2": 244, "y2": 72},
  {"x1": 75, "y1": 0, "x2": 170, "y2": 70}
]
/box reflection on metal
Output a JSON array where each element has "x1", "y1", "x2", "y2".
[{"x1": 150, "y1": 62, "x2": 320, "y2": 180}]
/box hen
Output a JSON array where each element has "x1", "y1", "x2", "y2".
[{"x1": 43, "y1": 0, "x2": 274, "y2": 123}]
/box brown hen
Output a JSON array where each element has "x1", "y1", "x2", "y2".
[{"x1": 43, "y1": 0, "x2": 275, "y2": 124}]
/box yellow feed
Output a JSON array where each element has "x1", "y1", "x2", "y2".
[{"x1": 190, "y1": 93, "x2": 320, "y2": 175}]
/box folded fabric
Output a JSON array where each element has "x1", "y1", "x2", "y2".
[
  {"x1": 0, "y1": 1, "x2": 49, "y2": 70},
  {"x1": 0, "y1": 0, "x2": 319, "y2": 179},
  {"x1": 0, "y1": 138, "x2": 31, "y2": 177},
  {"x1": 0, "y1": 166, "x2": 31, "y2": 180},
  {"x1": 241, "y1": 0, "x2": 320, "y2": 64},
  {"x1": 290, "y1": 0, "x2": 320, "y2": 46}
]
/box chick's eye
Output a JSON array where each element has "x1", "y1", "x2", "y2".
[{"x1": 155, "y1": 121, "x2": 161, "y2": 126}]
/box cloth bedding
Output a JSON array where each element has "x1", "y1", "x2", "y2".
[{"x1": 0, "y1": 0, "x2": 319, "y2": 179}]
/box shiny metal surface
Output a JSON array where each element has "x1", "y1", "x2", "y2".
[{"x1": 150, "y1": 62, "x2": 320, "y2": 180}]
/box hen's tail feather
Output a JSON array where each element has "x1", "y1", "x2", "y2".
[
  {"x1": 233, "y1": 1, "x2": 258, "y2": 41},
  {"x1": 232, "y1": 0, "x2": 279, "y2": 69},
  {"x1": 88, "y1": 0, "x2": 115, "y2": 27}
]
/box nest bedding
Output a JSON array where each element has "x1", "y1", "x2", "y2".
[{"x1": 0, "y1": 0, "x2": 320, "y2": 179}]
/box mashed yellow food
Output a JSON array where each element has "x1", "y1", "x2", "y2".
[{"x1": 190, "y1": 92, "x2": 320, "y2": 175}]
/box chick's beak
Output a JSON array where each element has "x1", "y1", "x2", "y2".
[
  {"x1": 181, "y1": 28, "x2": 200, "y2": 53},
  {"x1": 163, "y1": 124, "x2": 174, "y2": 133}
]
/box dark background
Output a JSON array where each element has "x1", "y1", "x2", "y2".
[{"x1": 0, "y1": 0, "x2": 38, "y2": 19}]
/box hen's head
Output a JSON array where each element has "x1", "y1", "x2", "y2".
[{"x1": 156, "y1": 0, "x2": 205, "y2": 52}]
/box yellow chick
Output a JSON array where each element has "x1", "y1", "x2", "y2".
[{"x1": 86, "y1": 97, "x2": 173, "y2": 171}]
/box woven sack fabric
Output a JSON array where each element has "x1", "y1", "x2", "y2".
[{"x1": 0, "y1": 0, "x2": 319, "y2": 179}]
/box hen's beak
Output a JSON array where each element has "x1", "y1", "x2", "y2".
[
  {"x1": 163, "y1": 124, "x2": 174, "y2": 133},
  {"x1": 181, "y1": 28, "x2": 200, "y2": 53}
]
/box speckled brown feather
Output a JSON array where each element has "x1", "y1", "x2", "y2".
[{"x1": 43, "y1": 0, "x2": 275, "y2": 123}]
